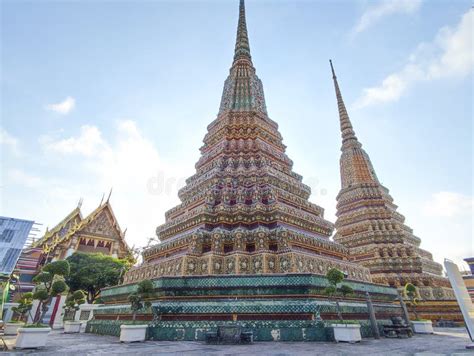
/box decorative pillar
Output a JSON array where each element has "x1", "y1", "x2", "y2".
[
  {"x1": 111, "y1": 241, "x2": 119, "y2": 258},
  {"x1": 398, "y1": 294, "x2": 411, "y2": 324},
  {"x1": 366, "y1": 292, "x2": 380, "y2": 339}
]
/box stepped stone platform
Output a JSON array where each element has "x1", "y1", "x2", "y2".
[{"x1": 87, "y1": 274, "x2": 404, "y2": 341}]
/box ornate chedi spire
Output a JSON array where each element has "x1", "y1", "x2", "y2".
[
  {"x1": 219, "y1": 0, "x2": 267, "y2": 115},
  {"x1": 233, "y1": 0, "x2": 252, "y2": 64},
  {"x1": 123, "y1": 2, "x2": 371, "y2": 285},
  {"x1": 330, "y1": 59, "x2": 379, "y2": 189},
  {"x1": 330, "y1": 60, "x2": 359, "y2": 149},
  {"x1": 330, "y1": 61, "x2": 454, "y2": 301}
]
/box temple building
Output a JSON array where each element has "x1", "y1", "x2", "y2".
[
  {"x1": 32, "y1": 198, "x2": 130, "y2": 262},
  {"x1": 123, "y1": 0, "x2": 370, "y2": 285},
  {"x1": 329, "y1": 61, "x2": 454, "y2": 302},
  {"x1": 89, "y1": 1, "x2": 460, "y2": 340}
]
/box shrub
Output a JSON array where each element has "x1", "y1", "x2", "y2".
[{"x1": 324, "y1": 268, "x2": 354, "y2": 322}]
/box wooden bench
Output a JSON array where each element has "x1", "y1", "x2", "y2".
[
  {"x1": 383, "y1": 316, "x2": 413, "y2": 338},
  {"x1": 205, "y1": 324, "x2": 253, "y2": 344}
]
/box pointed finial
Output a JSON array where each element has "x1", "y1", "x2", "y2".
[
  {"x1": 233, "y1": 0, "x2": 252, "y2": 64},
  {"x1": 329, "y1": 60, "x2": 360, "y2": 149},
  {"x1": 99, "y1": 193, "x2": 105, "y2": 206},
  {"x1": 106, "y1": 188, "x2": 113, "y2": 203},
  {"x1": 77, "y1": 197, "x2": 83, "y2": 209},
  {"x1": 329, "y1": 59, "x2": 336, "y2": 79}
]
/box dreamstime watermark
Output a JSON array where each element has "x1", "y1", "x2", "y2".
[
  {"x1": 305, "y1": 177, "x2": 329, "y2": 197},
  {"x1": 146, "y1": 170, "x2": 330, "y2": 198},
  {"x1": 147, "y1": 171, "x2": 187, "y2": 196}
]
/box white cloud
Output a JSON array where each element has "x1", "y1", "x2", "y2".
[
  {"x1": 0, "y1": 128, "x2": 19, "y2": 154},
  {"x1": 355, "y1": 9, "x2": 473, "y2": 108},
  {"x1": 41, "y1": 125, "x2": 106, "y2": 156},
  {"x1": 45, "y1": 96, "x2": 76, "y2": 114},
  {"x1": 0, "y1": 128, "x2": 18, "y2": 147},
  {"x1": 423, "y1": 191, "x2": 473, "y2": 218},
  {"x1": 7, "y1": 169, "x2": 42, "y2": 188},
  {"x1": 353, "y1": 0, "x2": 422, "y2": 34},
  {"x1": 38, "y1": 120, "x2": 190, "y2": 249}
]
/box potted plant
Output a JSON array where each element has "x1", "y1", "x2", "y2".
[
  {"x1": 63, "y1": 290, "x2": 86, "y2": 333},
  {"x1": 404, "y1": 283, "x2": 433, "y2": 334},
  {"x1": 120, "y1": 279, "x2": 154, "y2": 343},
  {"x1": 324, "y1": 268, "x2": 361, "y2": 343},
  {"x1": 15, "y1": 260, "x2": 69, "y2": 349},
  {"x1": 5, "y1": 292, "x2": 33, "y2": 335}
]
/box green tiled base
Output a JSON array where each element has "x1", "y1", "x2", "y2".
[
  {"x1": 89, "y1": 274, "x2": 402, "y2": 341},
  {"x1": 100, "y1": 274, "x2": 398, "y2": 304},
  {"x1": 86, "y1": 319, "x2": 390, "y2": 341}
]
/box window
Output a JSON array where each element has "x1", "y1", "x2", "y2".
[
  {"x1": 224, "y1": 243, "x2": 234, "y2": 253},
  {"x1": 245, "y1": 243, "x2": 255, "y2": 253},
  {"x1": 269, "y1": 242, "x2": 278, "y2": 252},
  {"x1": 202, "y1": 244, "x2": 211, "y2": 253},
  {"x1": 0, "y1": 229, "x2": 15, "y2": 243}
]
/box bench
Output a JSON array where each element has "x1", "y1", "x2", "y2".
[
  {"x1": 436, "y1": 320, "x2": 457, "y2": 327},
  {"x1": 205, "y1": 324, "x2": 253, "y2": 344},
  {"x1": 383, "y1": 316, "x2": 413, "y2": 338}
]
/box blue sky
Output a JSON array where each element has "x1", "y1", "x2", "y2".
[{"x1": 1, "y1": 0, "x2": 472, "y2": 268}]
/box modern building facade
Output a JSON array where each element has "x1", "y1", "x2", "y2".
[
  {"x1": 0, "y1": 217, "x2": 34, "y2": 318},
  {"x1": 0, "y1": 217, "x2": 34, "y2": 278}
]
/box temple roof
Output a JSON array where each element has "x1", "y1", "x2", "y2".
[
  {"x1": 34, "y1": 200, "x2": 129, "y2": 255},
  {"x1": 33, "y1": 206, "x2": 82, "y2": 248}
]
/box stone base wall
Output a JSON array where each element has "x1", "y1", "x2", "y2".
[
  {"x1": 409, "y1": 300, "x2": 463, "y2": 323},
  {"x1": 86, "y1": 319, "x2": 390, "y2": 342}
]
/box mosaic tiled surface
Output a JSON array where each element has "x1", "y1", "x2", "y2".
[
  {"x1": 101, "y1": 274, "x2": 398, "y2": 302},
  {"x1": 88, "y1": 294, "x2": 403, "y2": 342},
  {"x1": 93, "y1": 299, "x2": 401, "y2": 317},
  {"x1": 330, "y1": 62, "x2": 454, "y2": 301},
  {"x1": 86, "y1": 319, "x2": 392, "y2": 342},
  {"x1": 120, "y1": 0, "x2": 374, "y2": 288}
]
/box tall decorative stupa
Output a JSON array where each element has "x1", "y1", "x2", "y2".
[
  {"x1": 90, "y1": 1, "x2": 428, "y2": 341},
  {"x1": 329, "y1": 60, "x2": 454, "y2": 301},
  {"x1": 123, "y1": 1, "x2": 370, "y2": 284}
]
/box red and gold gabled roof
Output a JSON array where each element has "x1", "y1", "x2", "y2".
[
  {"x1": 34, "y1": 200, "x2": 130, "y2": 256},
  {"x1": 33, "y1": 206, "x2": 82, "y2": 250},
  {"x1": 77, "y1": 200, "x2": 130, "y2": 252}
]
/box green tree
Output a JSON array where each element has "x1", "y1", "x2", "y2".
[
  {"x1": 324, "y1": 268, "x2": 354, "y2": 322},
  {"x1": 64, "y1": 290, "x2": 87, "y2": 317},
  {"x1": 11, "y1": 292, "x2": 34, "y2": 322},
  {"x1": 32, "y1": 260, "x2": 70, "y2": 324},
  {"x1": 128, "y1": 279, "x2": 154, "y2": 321},
  {"x1": 66, "y1": 252, "x2": 131, "y2": 304}
]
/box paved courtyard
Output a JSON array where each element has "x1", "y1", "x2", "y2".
[{"x1": 2, "y1": 327, "x2": 473, "y2": 355}]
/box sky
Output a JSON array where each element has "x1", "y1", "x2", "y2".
[{"x1": 1, "y1": 0, "x2": 472, "y2": 269}]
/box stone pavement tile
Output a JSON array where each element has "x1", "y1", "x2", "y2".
[{"x1": 1, "y1": 327, "x2": 472, "y2": 355}]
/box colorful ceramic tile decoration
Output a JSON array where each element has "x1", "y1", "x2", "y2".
[
  {"x1": 88, "y1": 1, "x2": 461, "y2": 339},
  {"x1": 123, "y1": 0, "x2": 370, "y2": 287},
  {"x1": 329, "y1": 60, "x2": 454, "y2": 302}
]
